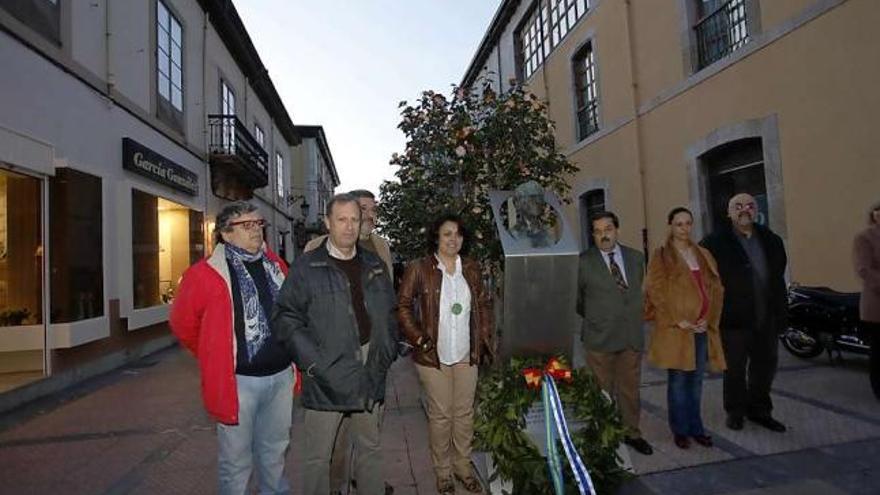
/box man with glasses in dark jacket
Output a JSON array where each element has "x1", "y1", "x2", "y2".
[
  {"x1": 272, "y1": 193, "x2": 398, "y2": 495},
  {"x1": 701, "y1": 193, "x2": 788, "y2": 433}
]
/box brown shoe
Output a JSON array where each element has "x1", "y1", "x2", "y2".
[
  {"x1": 436, "y1": 476, "x2": 455, "y2": 494},
  {"x1": 673, "y1": 434, "x2": 690, "y2": 449},
  {"x1": 455, "y1": 472, "x2": 483, "y2": 493},
  {"x1": 693, "y1": 434, "x2": 713, "y2": 447}
]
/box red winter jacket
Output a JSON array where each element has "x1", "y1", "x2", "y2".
[{"x1": 169, "y1": 243, "x2": 289, "y2": 424}]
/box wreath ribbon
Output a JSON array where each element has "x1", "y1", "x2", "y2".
[
  {"x1": 542, "y1": 375, "x2": 565, "y2": 493},
  {"x1": 543, "y1": 372, "x2": 597, "y2": 495}
]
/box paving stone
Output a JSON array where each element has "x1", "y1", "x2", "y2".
[
  {"x1": 2, "y1": 345, "x2": 880, "y2": 495},
  {"x1": 725, "y1": 478, "x2": 850, "y2": 495}
]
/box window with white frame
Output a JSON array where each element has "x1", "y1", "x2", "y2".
[
  {"x1": 254, "y1": 124, "x2": 265, "y2": 149},
  {"x1": 276, "y1": 152, "x2": 284, "y2": 200},
  {"x1": 517, "y1": 0, "x2": 589, "y2": 80},
  {"x1": 221, "y1": 80, "x2": 235, "y2": 115},
  {"x1": 573, "y1": 42, "x2": 599, "y2": 140},
  {"x1": 220, "y1": 80, "x2": 235, "y2": 151},
  {"x1": 694, "y1": 0, "x2": 750, "y2": 69},
  {"x1": 156, "y1": 0, "x2": 183, "y2": 129}
]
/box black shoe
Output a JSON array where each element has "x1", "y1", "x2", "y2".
[
  {"x1": 748, "y1": 415, "x2": 787, "y2": 432},
  {"x1": 726, "y1": 415, "x2": 744, "y2": 430},
  {"x1": 624, "y1": 437, "x2": 654, "y2": 455}
]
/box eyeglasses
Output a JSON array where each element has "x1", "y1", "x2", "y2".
[
  {"x1": 228, "y1": 219, "x2": 268, "y2": 230},
  {"x1": 733, "y1": 202, "x2": 756, "y2": 211}
]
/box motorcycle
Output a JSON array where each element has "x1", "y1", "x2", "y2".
[{"x1": 780, "y1": 284, "x2": 871, "y2": 361}]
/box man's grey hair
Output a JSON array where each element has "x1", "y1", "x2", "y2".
[
  {"x1": 348, "y1": 189, "x2": 376, "y2": 201},
  {"x1": 214, "y1": 201, "x2": 258, "y2": 244},
  {"x1": 325, "y1": 193, "x2": 361, "y2": 218}
]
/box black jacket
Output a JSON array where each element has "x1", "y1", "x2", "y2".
[
  {"x1": 700, "y1": 223, "x2": 788, "y2": 332},
  {"x1": 271, "y1": 240, "x2": 398, "y2": 412}
]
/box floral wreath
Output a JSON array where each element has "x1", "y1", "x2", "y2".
[{"x1": 474, "y1": 356, "x2": 631, "y2": 494}]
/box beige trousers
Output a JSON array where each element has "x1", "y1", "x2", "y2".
[
  {"x1": 416, "y1": 361, "x2": 479, "y2": 479},
  {"x1": 302, "y1": 406, "x2": 383, "y2": 495},
  {"x1": 586, "y1": 349, "x2": 643, "y2": 438},
  {"x1": 303, "y1": 343, "x2": 383, "y2": 495},
  {"x1": 329, "y1": 403, "x2": 386, "y2": 492}
]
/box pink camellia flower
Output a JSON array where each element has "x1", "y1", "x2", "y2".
[{"x1": 454, "y1": 145, "x2": 466, "y2": 157}]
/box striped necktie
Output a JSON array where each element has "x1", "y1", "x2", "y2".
[{"x1": 608, "y1": 252, "x2": 628, "y2": 291}]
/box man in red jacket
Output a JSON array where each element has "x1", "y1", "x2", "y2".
[{"x1": 170, "y1": 201, "x2": 293, "y2": 494}]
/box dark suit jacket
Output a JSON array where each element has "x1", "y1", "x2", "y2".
[
  {"x1": 576, "y1": 244, "x2": 645, "y2": 352},
  {"x1": 700, "y1": 223, "x2": 788, "y2": 332}
]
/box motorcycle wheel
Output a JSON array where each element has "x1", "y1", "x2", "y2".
[{"x1": 781, "y1": 327, "x2": 824, "y2": 358}]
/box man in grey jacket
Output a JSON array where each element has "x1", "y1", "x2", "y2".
[
  {"x1": 272, "y1": 193, "x2": 398, "y2": 495},
  {"x1": 577, "y1": 211, "x2": 653, "y2": 455}
]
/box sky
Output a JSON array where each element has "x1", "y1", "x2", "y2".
[{"x1": 235, "y1": 1, "x2": 502, "y2": 195}]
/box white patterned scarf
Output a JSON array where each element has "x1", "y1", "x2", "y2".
[{"x1": 224, "y1": 243, "x2": 285, "y2": 359}]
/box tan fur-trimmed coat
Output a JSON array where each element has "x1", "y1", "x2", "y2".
[{"x1": 646, "y1": 241, "x2": 727, "y2": 372}]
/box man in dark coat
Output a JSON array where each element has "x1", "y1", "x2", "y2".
[
  {"x1": 272, "y1": 193, "x2": 398, "y2": 495},
  {"x1": 701, "y1": 193, "x2": 788, "y2": 432}
]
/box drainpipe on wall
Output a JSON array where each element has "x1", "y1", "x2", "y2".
[
  {"x1": 105, "y1": 0, "x2": 114, "y2": 94},
  {"x1": 202, "y1": 11, "x2": 210, "y2": 220},
  {"x1": 623, "y1": 0, "x2": 651, "y2": 260}
]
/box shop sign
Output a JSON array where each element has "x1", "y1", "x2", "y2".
[{"x1": 122, "y1": 138, "x2": 198, "y2": 195}]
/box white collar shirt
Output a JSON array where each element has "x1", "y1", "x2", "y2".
[
  {"x1": 326, "y1": 238, "x2": 356, "y2": 260},
  {"x1": 435, "y1": 255, "x2": 472, "y2": 365},
  {"x1": 600, "y1": 244, "x2": 628, "y2": 285}
]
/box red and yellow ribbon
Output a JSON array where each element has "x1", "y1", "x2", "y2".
[{"x1": 521, "y1": 357, "x2": 573, "y2": 389}]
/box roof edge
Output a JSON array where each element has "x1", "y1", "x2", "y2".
[
  {"x1": 460, "y1": 0, "x2": 521, "y2": 88},
  {"x1": 198, "y1": 0, "x2": 300, "y2": 146}
]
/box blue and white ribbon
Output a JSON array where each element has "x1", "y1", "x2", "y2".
[
  {"x1": 543, "y1": 372, "x2": 597, "y2": 495},
  {"x1": 542, "y1": 381, "x2": 565, "y2": 494}
]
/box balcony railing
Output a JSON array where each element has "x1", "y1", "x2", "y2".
[
  {"x1": 208, "y1": 114, "x2": 269, "y2": 187},
  {"x1": 695, "y1": 0, "x2": 749, "y2": 70}
]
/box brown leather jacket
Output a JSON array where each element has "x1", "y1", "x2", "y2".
[{"x1": 398, "y1": 255, "x2": 494, "y2": 368}]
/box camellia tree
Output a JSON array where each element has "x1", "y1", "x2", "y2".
[{"x1": 378, "y1": 79, "x2": 578, "y2": 271}]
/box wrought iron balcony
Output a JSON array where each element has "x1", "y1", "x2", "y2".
[
  {"x1": 695, "y1": 0, "x2": 749, "y2": 70},
  {"x1": 208, "y1": 114, "x2": 269, "y2": 190}
]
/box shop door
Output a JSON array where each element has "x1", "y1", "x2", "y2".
[{"x1": 0, "y1": 167, "x2": 47, "y2": 393}]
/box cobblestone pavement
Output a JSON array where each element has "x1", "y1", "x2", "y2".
[
  {"x1": 0, "y1": 343, "x2": 877, "y2": 494},
  {"x1": 618, "y1": 346, "x2": 880, "y2": 495}
]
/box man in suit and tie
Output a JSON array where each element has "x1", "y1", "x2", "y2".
[{"x1": 576, "y1": 211, "x2": 653, "y2": 455}]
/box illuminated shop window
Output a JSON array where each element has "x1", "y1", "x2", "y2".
[{"x1": 132, "y1": 190, "x2": 204, "y2": 309}]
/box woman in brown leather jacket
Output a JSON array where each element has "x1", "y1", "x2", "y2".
[{"x1": 398, "y1": 213, "x2": 494, "y2": 494}]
